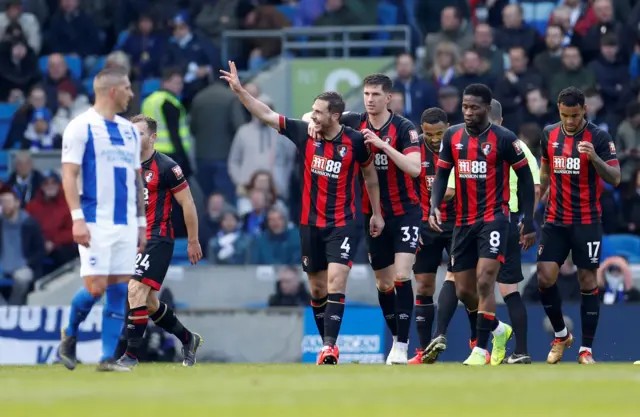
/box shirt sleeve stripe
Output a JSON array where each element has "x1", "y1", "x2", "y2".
[
  {"x1": 403, "y1": 148, "x2": 419, "y2": 155},
  {"x1": 278, "y1": 115, "x2": 286, "y2": 133},
  {"x1": 170, "y1": 181, "x2": 189, "y2": 194},
  {"x1": 437, "y1": 159, "x2": 452, "y2": 169},
  {"x1": 606, "y1": 159, "x2": 619, "y2": 167},
  {"x1": 512, "y1": 158, "x2": 528, "y2": 170}
]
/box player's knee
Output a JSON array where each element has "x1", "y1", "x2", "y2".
[
  {"x1": 444, "y1": 271, "x2": 455, "y2": 282},
  {"x1": 415, "y1": 274, "x2": 435, "y2": 296},
  {"x1": 498, "y1": 283, "x2": 518, "y2": 298},
  {"x1": 577, "y1": 269, "x2": 597, "y2": 289},
  {"x1": 327, "y1": 268, "x2": 349, "y2": 293},
  {"x1": 476, "y1": 268, "x2": 497, "y2": 297},
  {"x1": 455, "y1": 286, "x2": 475, "y2": 306},
  {"x1": 146, "y1": 292, "x2": 160, "y2": 314},
  {"x1": 536, "y1": 264, "x2": 556, "y2": 288},
  {"x1": 85, "y1": 278, "x2": 107, "y2": 298},
  {"x1": 374, "y1": 267, "x2": 394, "y2": 290},
  {"x1": 127, "y1": 280, "x2": 149, "y2": 307}
]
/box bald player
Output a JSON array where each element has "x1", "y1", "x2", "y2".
[
  {"x1": 446, "y1": 99, "x2": 540, "y2": 364},
  {"x1": 58, "y1": 67, "x2": 144, "y2": 372}
]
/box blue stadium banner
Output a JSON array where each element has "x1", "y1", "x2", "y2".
[
  {"x1": 405, "y1": 305, "x2": 640, "y2": 362},
  {"x1": 0, "y1": 306, "x2": 103, "y2": 365},
  {"x1": 301, "y1": 306, "x2": 386, "y2": 363}
]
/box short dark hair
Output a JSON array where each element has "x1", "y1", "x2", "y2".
[
  {"x1": 421, "y1": 107, "x2": 448, "y2": 125},
  {"x1": 363, "y1": 73, "x2": 393, "y2": 93},
  {"x1": 526, "y1": 87, "x2": 546, "y2": 100},
  {"x1": 130, "y1": 114, "x2": 157, "y2": 134},
  {"x1": 583, "y1": 87, "x2": 600, "y2": 98},
  {"x1": 0, "y1": 185, "x2": 17, "y2": 199},
  {"x1": 314, "y1": 91, "x2": 345, "y2": 115},
  {"x1": 463, "y1": 83, "x2": 492, "y2": 105},
  {"x1": 557, "y1": 86, "x2": 585, "y2": 107},
  {"x1": 489, "y1": 99, "x2": 502, "y2": 123},
  {"x1": 518, "y1": 122, "x2": 542, "y2": 144},
  {"x1": 161, "y1": 66, "x2": 183, "y2": 81}
]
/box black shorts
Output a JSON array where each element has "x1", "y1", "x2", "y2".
[
  {"x1": 450, "y1": 219, "x2": 510, "y2": 273},
  {"x1": 300, "y1": 224, "x2": 360, "y2": 273},
  {"x1": 414, "y1": 221, "x2": 453, "y2": 275},
  {"x1": 497, "y1": 214, "x2": 524, "y2": 285},
  {"x1": 537, "y1": 222, "x2": 603, "y2": 269},
  {"x1": 364, "y1": 208, "x2": 422, "y2": 271},
  {"x1": 131, "y1": 240, "x2": 174, "y2": 290}
]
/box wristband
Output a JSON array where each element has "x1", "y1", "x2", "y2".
[
  {"x1": 138, "y1": 216, "x2": 147, "y2": 227},
  {"x1": 71, "y1": 209, "x2": 84, "y2": 221}
]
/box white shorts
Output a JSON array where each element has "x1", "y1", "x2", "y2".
[{"x1": 78, "y1": 223, "x2": 138, "y2": 277}]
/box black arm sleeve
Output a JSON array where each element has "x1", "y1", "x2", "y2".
[
  {"x1": 430, "y1": 165, "x2": 452, "y2": 215},
  {"x1": 515, "y1": 164, "x2": 536, "y2": 234},
  {"x1": 340, "y1": 112, "x2": 364, "y2": 129}
]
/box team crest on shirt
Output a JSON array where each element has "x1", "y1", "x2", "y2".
[
  {"x1": 338, "y1": 145, "x2": 348, "y2": 158},
  {"x1": 302, "y1": 256, "x2": 309, "y2": 267},
  {"x1": 145, "y1": 171, "x2": 154, "y2": 183},
  {"x1": 609, "y1": 142, "x2": 616, "y2": 154},
  {"x1": 383, "y1": 136, "x2": 392, "y2": 144},
  {"x1": 512, "y1": 140, "x2": 524, "y2": 155},
  {"x1": 409, "y1": 130, "x2": 419, "y2": 143},
  {"x1": 538, "y1": 245, "x2": 544, "y2": 256},
  {"x1": 172, "y1": 165, "x2": 184, "y2": 179},
  {"x1": 481, "y1": 142, "x2": 492, "y2": 156}
]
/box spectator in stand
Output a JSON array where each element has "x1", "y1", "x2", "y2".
[
  {"x1": 3, "y1": 85, "x2": 48, "y2": 150},
  {"x1": 207, "y1": 210, "x2": 251, "y2": 265},
  {"x1": 520, "y1": 88, "x2": 558, "y2": 129},
  {"x1": 518, "y1": 122, "x2": 543, "y2": 157},
  {"x1": 205, "y1": 192, "x2": 235, "y2": 239},
  {"x1": 549, "y1": 46, "x2": 595, "y2": 102},
  {"x1": 416, "y1": 0, "x2": 470, "y2": 36},
  {"x1": 451, "y1": 49, "x2": 495, "y2": 92},
  {"x1": 267, "y1": 265, "x2": 310, "y2": 307},
  {"x1": 587, "y1": 33, "x2": 629, "y2": 111},
  {"x1": 547, "y1": 0, "x2": 595, "y2": 41},
  {"x1": 622, "y1": 168, "x2": 640, "y2": 234},
  {"x1": 42, "y1": 53, "x2": 85, "y2": 114},
  {"x1": 0, "y1": 35, "x2": 39, "y2": 101},
  {"x1": 237, "y1": 1, "x2": 290, "y2": 71},
  {"x1": 597, "y1": 256, "x2": 640, "y2": 304},
  {"x1": 494, "y1": 46, "x2": 544, "y2": 132},
  {"x1": 584, "y1": 87, "x2": 620, "y2": 136},
  {"x1": 50, "y1": 79, "x2": 91, "y2": 139},
  {"x1": 424, "y1": 6, "x2": 473, "y2": 70},
  {"x1": 422, "y1": 41, "x2": 459, "y2": 88},
  {"x1": 312, "y1": 0, "x2": 363, "y2": 57},
  {"x1": 236, "y1": 170, "x2": 288, "y2": 217},
  {"x1": 580, "y1": 0, "x2": 627, "y2": 64},
  {"x1": 242, "y1": 188, "x2": 268, "y2": 236},
  {"x1": 23, "y1": 107, "x2": 56, "y2": 151},
  {"x1": 25, "y1": 170, "x2": 77, "y2": 274},
  {"x1": 616, "y1": 102, "x2": 640, "y2": 186},
  {"x1": 118, "y1": 13, "x2": 166, "y2": 80},
  {"x1": 190, "y1": 80, "x2": 247, "y2": 199},
  {"x1": 533, "y1": 24, "x2": 564, "y2": 87},
  {"x1": 163, "y1": 11, "x2": 219, "y2": 107},
  {"x1": 472, "y1": 23, "x2": 504, "y2": 79},
  {"x1": 228, "y1": 97, "x2": 296, "y2": 205},
  {"x1": 0, "y1": 186, "x2": 45, "y2": 305},
  {"x1": 494, "y1": 4, "x2": 541, "y2": 58},
  {"x1": 392, "y1": 52, "x2": 437, "y2": 127},
  {"x1": 194, "y1": 0, "x2": 240, "y2": 51},
  {"x1": 46, "y1": 0, "x2": 101, "y2": 58},
  {"x1": 438, "y1": 85, "x2": 463, "y2": 124},
  {"x1": 250, "y1": 206, "x2": 300, "y2": 266},
  {"x1": 7, "y1": 152, "x2": 43, "y2": 207},
  {"x1": 0, "y1": 0, "x2": 40, "y2": 53},
  {"x1": 389, "y1": 90, "x2": 405, "y2": 115}
]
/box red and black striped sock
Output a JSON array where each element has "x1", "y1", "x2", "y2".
[
  {"x1": 323, "y1": 293, "x2": 345, "y2": 346},
  {"x1": 125, "y1": 306, "x2": 149, "y2": 359},
  {"x1": 310, "y1": 296, "x2": 328, "y2": 342},
  {"x1": 580, "y1": 288, "x2": 600, "y2": 348}
]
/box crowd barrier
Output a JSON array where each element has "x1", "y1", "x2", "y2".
[{"x1": 1, "y1": 305, "x2": 638, "y2": 365}]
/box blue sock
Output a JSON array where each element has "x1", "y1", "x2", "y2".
[
  {"x1": 67, "y1": 286, "x2": 101, "y2": 337},
  {"x1": 101, "y1": 282, "x2": 128, "y2": 361}
]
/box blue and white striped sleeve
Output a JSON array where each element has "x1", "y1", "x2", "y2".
[
  {"x1": 61, "y1": 118, "x2": 87, "y2": 165},
  {"x1": 131, "y1": 125, "x2": 142, "y2": 170}
]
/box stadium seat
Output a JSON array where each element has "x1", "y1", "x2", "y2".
[
  {"x1": 601, "y1": 234, "x2": 640, "y2": 263},
  {"x1": 83, "y1": 78, "x2": 95, "y2": 99},
  {"x1": 87, "y1": 56, "x2": 107, "y2": 78},
  {"x1": 0, "y1": 150, "x2": 9, "y2": 180},
  {"x1": 38, "y1": 55, "x2": 83, "y2": 80},
  {"x1": 0, "y1": 103, "x2": 19, "y2": 148},
  {"x1": 141, "y1": 78, "x2": 161, "y2": 101},
  {"x1": 276, "y1": 4, "x2": 297, "y2": 24},
  {"x1": 115, "y1": 30, "x2": 130, "y2": 49},
  {"x1": 371, "y1": 2, "x2": 398, "y2": 56},
  {"x1": 0, "y1": 278, "x2": 12, "y2": 288},
  {"x1": 171, "y1": 238, "x2": 189, "y2": 264}
]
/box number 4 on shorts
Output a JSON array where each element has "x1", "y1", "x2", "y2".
[{"x1": 341, "y1": 237, "x2": 351, "y2": 253}]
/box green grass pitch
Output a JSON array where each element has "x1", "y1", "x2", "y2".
[{"x1": 1, "y1": 363, "x2": 639, "y2": 416}]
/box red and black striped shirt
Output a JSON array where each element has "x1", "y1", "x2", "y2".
[
  {"x1": 341, "y1": 111, "x2": 421, "y2": 217},
  {"x1": 278, "y1": 116, "x2": 372, "y2": 228},
  {"x1": 438, "y1": 123, "x2": 528, "y2": 226},
  {"x1": 142, "y1": 151, "x2": 189, "y2": 241},
  {"x1": 541, "y1": 121, "x2": 619, "y2": 225},
  {"x1": 420, "y1": 135, "x2": 456, "y2": 227}
]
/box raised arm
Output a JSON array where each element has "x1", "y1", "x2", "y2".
[{"x1": 220, "y1": 61, "x2": 279, "y2": 129}]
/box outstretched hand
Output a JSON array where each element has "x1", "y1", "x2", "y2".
[{"x1": 219, "y1": 61, "x2": 242, "y2": 93}]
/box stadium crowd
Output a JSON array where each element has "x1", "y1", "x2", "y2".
[{"x1": 1, "y1": 0, "x2": 640, "y2": 306}]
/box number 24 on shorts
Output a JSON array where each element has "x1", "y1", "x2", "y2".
[{"x1": 135, "y1": 253, "x2": 150, "y2": 270}]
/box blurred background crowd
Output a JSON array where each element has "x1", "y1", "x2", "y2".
[{"x1": 1, "y1": 0, "x2": 640, "y2": 307}]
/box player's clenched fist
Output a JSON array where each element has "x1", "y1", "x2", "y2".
[{"x1": 72, "y1": 219, "x2": 91, "y2": 247}]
